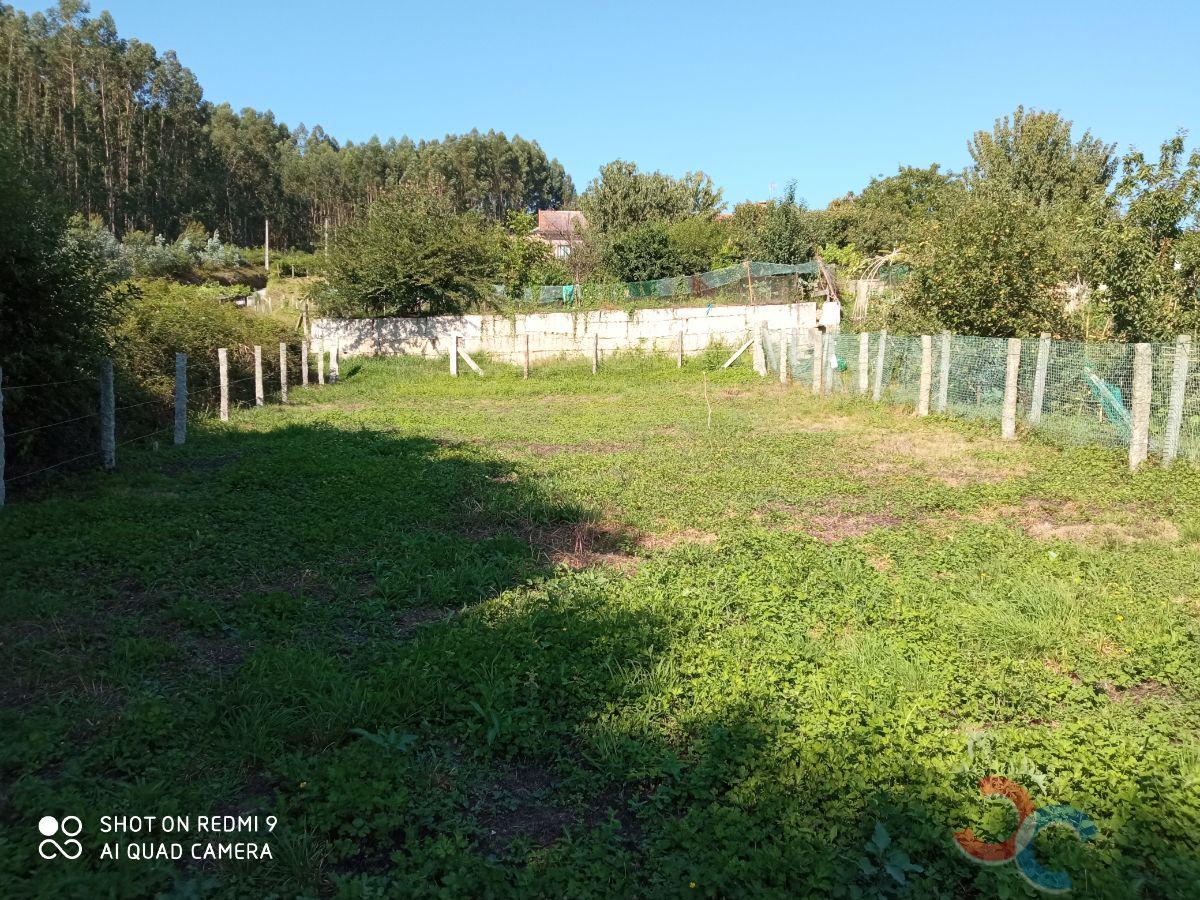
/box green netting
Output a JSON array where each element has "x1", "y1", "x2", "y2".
[
  {"x1": 1181, "y1": 346, "x2": 1200, "y2": 460},
  {"x1": 945, "y1": 335, "x2": 1009, "y2": 422}
]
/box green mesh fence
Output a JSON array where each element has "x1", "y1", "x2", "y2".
[{"x1": 759, "y1": 329, "x2": 1198, "y2": 462}]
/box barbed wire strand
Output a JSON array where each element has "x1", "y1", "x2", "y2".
[
  {"x1": 3, "y1": 449, "x2": 102, "y2": 483},
  {"x1": 5, "y1": 411, "x2": 99, "y2": 438}
]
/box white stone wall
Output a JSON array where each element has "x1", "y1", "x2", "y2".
[{"x1": 311, "y1": 302, "x2": 817, "y2": 362}]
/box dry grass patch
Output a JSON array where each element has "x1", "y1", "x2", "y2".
[
  {"x1": 755, "y1": 498, "x2": 902, "y2": 543},
  {"x1": 855, "y1": 428, "x2": 1027, "y2": 486},
  {"x1": 974, "y1": 500, "x2": 1180, "y2": 546}
]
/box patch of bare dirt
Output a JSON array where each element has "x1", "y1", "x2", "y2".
[
  {"x1": 755, "y1": 499, "x2": 902, "y2": 543},
  {"x1": 462, "y1": 519, "x2": 641, "y2": 572},
  {"x1": 636, "y1": 529, "x2": 718, "y2": 551},
  {"x1": 1097, "y1": 679, "x2": 1174, "y2": 704},
  {"x1": 475, "y1": 763, "x2": 576, "y2": 853},
  {"x1": 395, "y1": 607, "x2": 451, "y2": 638},
  {"x1": 856, "y1": 429, "x2": 1026, "y2": 486},
  {"x1": 974, "y1": 500, "x2": 1180, "y2": 545}
]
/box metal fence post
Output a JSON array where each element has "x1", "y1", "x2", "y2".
[
  {"x1": 174, "y1": 352, "x2": 187, "y2": 445},
  {"x1": 279, "y1": 343, "x2": 289, "y2": 403},
  {"x1": 1002, "y1": 338, "x2": 1021, "y2": 440},
  {"x1": 100, "y1": 358, "x2": 115, "y2": 469},
  {"x1": 937, "y1": 331, "x2": 951, "y2": 414},
  {"x1": 254, "y1": 346, "x2": 264, "y2": 406},
  {"x1": 1029, "y1": 332, "x2": 1051, "y2": 424},
  {"x1": 858, "y1": 333, "x2": 870, "y2": 395},
  {"x1": 917, "y1": 335, "x2": 932, "y2": 416},
  {"x1": 218, "y1": 349, "x2": 229, "y2": 421},
  {"x1": 872, "y1": 330, "x2": 887, "y2": 402},
  {"x1": 1163, "y1": 335, "x2": 1191, "y2": 466},
  {"x1": 1129, "y1": 343, "x2": 1153, "y2": 471},
  {"x1": 300, "y1": 340, "x2": 310, "y2": 386}
]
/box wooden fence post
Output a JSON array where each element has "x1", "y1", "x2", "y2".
[
  {"x1": 0, "y1": 366, "x2": 4, "y2": 505},
  {"x1": 254, "y1": 346, "x2": 264, "y2": 406},
  {"x1": 778, "y1": 331, "x2": 789, "y2": 384},
  {"x1": 1129, "y1": 343, "x2": 1153, "y2": 471},
  {"x1": 218, "y1": 349, "x2": 229, "y2": 421},
  {"x1": 592, "y1": 333, "x2": 599, "y2": 375},
  {"x1": 451, "y1": 335, "x2": 459, "y2": 377},
  {"x1": 174, "y1": 352, "x2": 187, "y2": 445},
  {"x1": 100, "y1": 358, "x2": 115, "y2": 469},
  {"x1": 937, "y1": 331, "x2": 951, "y2": 414},
  {"x1": 1029, "y1": 332, "x2": 1051, "y2": 425},
  {"x1": 523, "y1": 334, "x2": 530, "y2": 379},
  {"x1": 917, "y1": 335, "x2": 933, "y2": 416},
  {"x1": 329, "y1": 340, "x2": 340, "y2": 384},
  {"x1": 300, "y1": 340, "x2": 309, "y2": 386},
  {"x1": 872, "y1": 330, "x2": 888, "y2": 402},
  {"x1": 858, "y1": 333, "x2": 870, "y2": 395},
  {"x1": 677, "y1": 332, "x2": 684, "y2": 368},
  {"x1": 1163, "y1": 335, "x2": 1191, "y2": 466},
  {"x1": 279, "y1": 343, "x2": 289, "y2": 402},
  {"x1": 1002, "y1": 338, "x2": 1021, "y2": 440}
]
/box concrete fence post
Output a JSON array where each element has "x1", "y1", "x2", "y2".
[
  {"x1": 1129, "y1": 343, "x2": 1153, "y2": 471},
  {"x1": 100, "y1": 358, "x2": 115, "y2": 469},
  {"x1": 451, "y1": 335, "x2": 459, "y2": 377},
  {"x1": 300, "y1": 340, "x2": 310, "y2": 386},
  {"x1": 279, "y1": 343, "x2": 289, "y2": 403},
  {"x1": 858, "y1": 333, "x2": 870, "y2": 395},
  {"x1": 254, "y1": 346, "x2": 264, "y2": 406},
  {"x1": 1029, "y1": 332, "x2": 1051, "y2": 425},
  {"x1": 752, "y1": 325, "x2": 767, "y2": 376},
  {"x1": 317, "y1": 340, "x2": 326, "y2": 385},
  {"x1": 1001, "y1": 338, "x2": 1021, "y2": 440},
  {"x1": 591, "y1": 333, "x2": 599, "y2": 375},
  {"x1": 1163, "y1": 335, "x2": 1191, "y2": 465},
  {"x1": 917, "y1": 335, "x2": 933, "y2": 416},
  {"x1": 218, "y1": 349, "x2": 229, "y2": 422},
  {"x1": 778, "y1": 332, "x2": 789, "y2": 384},
  {"x1": 872, "y1": 329, "x2": 888, "y2": 402},
  {"x1": 0, "y1": 366, "x2": 4, "y2": 505},
  {"x1": 174, "y1": 352, "x2": 187, "y2": 445},
  {"x1": 329, "y1": 340, "x2": 340, "y2": 384},
  {"x1": 937, "y1": 332, "x2": 951, "y2": 414},
  {"x1": 811, "y1": 330, "x2": 823, "y2": 394},
  {"x1": 523, "y1": 334, "x2": 530, "y2": 379}
]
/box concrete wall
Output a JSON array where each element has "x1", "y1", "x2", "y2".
[{"x1": 311, "y1": 301, "x2": 817, "y2": 362}]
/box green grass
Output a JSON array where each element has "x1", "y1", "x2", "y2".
[{"x1": 2, "y1": 351, "x2": 1198, "y2": 898}]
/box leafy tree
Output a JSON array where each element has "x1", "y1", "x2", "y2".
[
  {"x1": 601, "y1": 221, "x2": 686, "y2": 282},
  {"x1": 495, "y1": 210, "x2": 566, "y2": 299},
  {"x1": 580, "y1": 161, "x2": 723, "y2": 234},
  {"x1": 828, "y1": 165, "x2": 964, "y2": 254},
  {"x1": 666, "y1": 216, "x2": 731, "y2": 273},
  {"x1": 968, "y1": 107, "x2": 1116, "y2": 210},
  {"x1": 906, "y1": 185, "x2": 1065, "y2": 336},
  {"x1": 1089, "y1": 136, "x2": 1200, "y2": 340},
  {"x1": 317, "y1": 182, "x2": 497, "y2": 317},
  {"x1": 729, "y1": 185, "x2": 817, "y2": 264}
]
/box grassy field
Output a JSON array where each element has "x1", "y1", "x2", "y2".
[{"x1": 2, "y1": 351, "x2": 1198, "y2": 898}]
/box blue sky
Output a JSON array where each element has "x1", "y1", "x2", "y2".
[{"x1": 18, "y1": 0, "x2": 1200, "y2": 207}]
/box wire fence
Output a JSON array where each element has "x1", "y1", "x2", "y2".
[
  {"x1": 0, "y1": 340, "x2": 337, "y2": 505},
  {"x1": 761, "y1": 327, "x2": 1198, "y2": 466}
]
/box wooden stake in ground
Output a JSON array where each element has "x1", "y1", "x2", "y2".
[
  {"x1": 300, "y1": 340, "x2": 309, "y2": 386},
  {"x1": 218, "y1": 348, "x2": 229, "y2": 422},
  {"x1": 1129, "y1": 343, "x2": 1153, "y2": 471},
  {"x1": 523, "y1": 334, "x2": 530, "y2": 379},
  {"x1": 744, "y1": 260, "x2": 754, "y2": 304},
  {"x1": 100, "y1": 358, "x2": 115, "y2": 469},
  {"x1": 591, "y1": 333, "x2": 599, "y2": 375},
  {"x1": 917, "y1": 335, "x2": 933, "y2": 416},
  {"x1": 677, "y1": 332, "x2": 684, "y2": 368},
  {"x1": 811, "y1": 330, "x2": 823, "y2": 394},
  {"x1": 858, "y1": 333, "x2": 870, "y2": 395},
  {"x1": 722, "y1": 336, "x2": 755, "y2": 369},
  {"x1": 1029, "y1": 332, "x2": 1051, "y2": 424},
  {"x1": 174, "y1": 352, "x2": 187, "y2": 445},
  {"x1": 937, "y1": 332, "x2": 951, "y2": 414},
  {"x1": 254, "y1": 345, "x2": 264, "y2": 406},
  {"x1": 1001, "y1": 338, "x2": 1021, "y2": 440},
  {"x1": 872, "y1": 330, "x2": 887, "y2": 402},
  {"x1": 703, "y1": 372, "x2": 712, "y2": 429},
  {"x1": 1163, "y1": 335, "x2": 1191, "y2": 466},
  {"x1": 279, "y1": 343, "x2": 289, "y2": 403}
]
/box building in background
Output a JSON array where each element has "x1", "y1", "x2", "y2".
[{"x1": 533, "y1": 210, "x2": 587, "y2": 258}]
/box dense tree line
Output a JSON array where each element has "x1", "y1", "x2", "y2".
[{"x1": 0, "y1": 1, "x2": 575, "y2": 248}]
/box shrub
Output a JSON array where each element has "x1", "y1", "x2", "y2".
[{"x1": 316, "y1": 182, "x2": 497, "y2": 318}]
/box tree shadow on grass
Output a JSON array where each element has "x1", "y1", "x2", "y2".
[{"x1": 1, "y1": 423, "x2": 1197, "y2": 898}]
